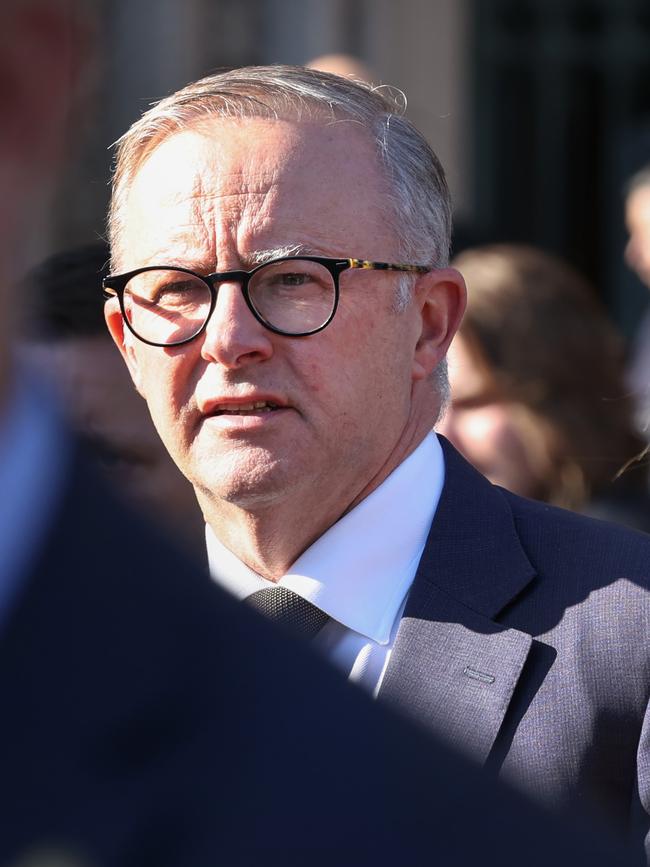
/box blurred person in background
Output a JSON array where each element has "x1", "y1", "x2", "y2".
[
  {"x1": 625, "y1": 166, "x2": 650, "y2": 288},
  {"x1": 624, "y1": 166, "x2": 650, "y2": 439},
  {"x1": 21, "y1": 242, "x2": 204, "y2": 552},
  {"x1": 438, "y1": 243, "x2": 650, "y2": 531}
]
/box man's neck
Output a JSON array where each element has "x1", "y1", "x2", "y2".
[
  {"x1": 199, "y1": 486, "x2": 354, "y2": 581},
  {"x1": 198, "y1": 422, "x2": 433, "y2": 581}
]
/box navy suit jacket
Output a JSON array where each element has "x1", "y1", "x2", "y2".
[
  {"x1": 0, "y1": 435, "x2": 640, "y2": 866},
  {"x1": 380, "y1": 436, "x2": 650, "y2": 853}
]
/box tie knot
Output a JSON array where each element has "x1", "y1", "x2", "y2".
[{"x1": 246, "y1": 586, "x2": 329, "y2": 640}]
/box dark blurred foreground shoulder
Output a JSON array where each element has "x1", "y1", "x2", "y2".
[{"x1": 0, "y1": 440, "x2": 640, "y2": 866}]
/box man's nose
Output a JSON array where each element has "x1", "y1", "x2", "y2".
[{"x1": 200, "y1": 281, "x2": 274, "y2": 368}]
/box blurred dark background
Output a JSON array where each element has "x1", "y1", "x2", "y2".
[{"x1": 48, "y1": 0, "x2": 650, "y2": 338}]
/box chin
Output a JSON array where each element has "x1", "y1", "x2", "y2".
[{"x1": 191, "y1": 452, "x2": 295, "y2": 510}]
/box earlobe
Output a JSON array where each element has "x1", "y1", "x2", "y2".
[
  {"x1": 412, "y1": 267, "x2": 467, "y2": 382},
  {"x1": 104, "y1": 302, "x2": 144, "y2": 395}
]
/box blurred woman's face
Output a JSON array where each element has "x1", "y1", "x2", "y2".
[
  {"x1": 625, "y1": 185, "x2": 650, "y2": 288},
  {"x1": 437, "y1": 334, "x2": 537, "y2": 497}
]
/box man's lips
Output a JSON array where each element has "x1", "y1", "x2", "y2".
[
  {"x1": 210, "y1": 400, "x2": 280, "y2": 415},
  {"x1": 199, "y1": 397, "x2": 287, "y2": 417}
]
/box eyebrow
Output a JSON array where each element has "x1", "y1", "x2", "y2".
[{"x1": 245, "y1": 244, "x2": 322, "y2": 267}]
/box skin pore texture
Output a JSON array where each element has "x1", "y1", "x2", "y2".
[{"x1": 107, "y1": 116, "x2": 465, "y2": 579}]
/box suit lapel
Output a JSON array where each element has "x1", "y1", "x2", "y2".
[{"x1": 378, "y1": 437, "x2": 536, "y2": 764}]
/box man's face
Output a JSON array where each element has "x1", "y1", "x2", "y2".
[{"x1": 109, "y1": 117, "x2": 451, "y2": 519}]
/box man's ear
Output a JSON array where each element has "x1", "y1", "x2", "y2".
[
  {"x1": 104, "y1": 301, "x2": 144, "y2": 396},
  {"x1": 411, "y1": 267, "x2": 467, "y2": 382}
]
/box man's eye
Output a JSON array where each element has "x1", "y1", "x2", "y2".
[
  {"x1": 275, "y1": 272, "x2": 311, "y2": 287},
  {"x1": 156, "y1": 280, "x2": 197, "y2": 298},
  {"x1": 252, "y1": 264, "x2": 331, "y2": 298},
  {"x1": 148, "y1": 280, "x2": 206, "y2": 310}
]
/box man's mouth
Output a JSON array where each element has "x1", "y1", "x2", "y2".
[{"x1": 212, "y1": 401, "x2": 280, "y2": 415}]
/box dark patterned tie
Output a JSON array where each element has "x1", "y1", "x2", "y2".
[{"x1": 246, "y1": 586, "x2": 329, "y2": 640}]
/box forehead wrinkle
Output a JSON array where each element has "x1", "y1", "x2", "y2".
[
  {"x1": 188, "y1": 159, "x2": 280, "y2": 210},
  {"x1": 118, "y1": 130, "x2": 280, "y2": 271},
  {"x1": 138, "y1": 220, "x2": 215, "y2": 271},
  {"x1": 216, "y1": 181, "x2": 278, "y2": 265},
  {"x1": 124, "y1": 120, "x2": 396, "y2": 273},
  {"x1": 187, "y1": 166, "x2": 281, "y2": 264}
]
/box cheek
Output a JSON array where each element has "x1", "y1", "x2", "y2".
[
  {"x1": 292, "y1": 336, "x2": 389, "y2": 439},
  {"x1": 304, "y1": 359, "x2": 324, "y2": 394},
  {"x1": 138, "y1": 347, "x2": 188, "y2": 402},
  {"x1": 136, "y1": 352, "x2": 196, "y2": 441}
]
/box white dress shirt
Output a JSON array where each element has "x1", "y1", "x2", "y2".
[{"x1": 206, "y1": 432, "x2": 445, "y2": 695}]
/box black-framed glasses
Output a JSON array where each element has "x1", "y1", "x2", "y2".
[{"x1": 102, "y1": 255, "x2": 429, "y2": 347}]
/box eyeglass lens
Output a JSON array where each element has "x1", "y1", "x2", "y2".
[
  {"x1": 122, "y1": 259, "x2": 337, "y2": 344},
  {"x1": 123, "y1": 271, "x2": 211, "y2": 345}
]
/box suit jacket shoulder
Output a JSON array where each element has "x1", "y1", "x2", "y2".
[{"x1": 380, "y1": 436, "x2": 650, "y2": 853}]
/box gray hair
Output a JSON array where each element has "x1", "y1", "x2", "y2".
[
  {"x1": 107, "y1": 65, "x2": 452, "y2": 406},
  {"x1": 109, "y1": 64, "x2": 451, "y2": 272}
]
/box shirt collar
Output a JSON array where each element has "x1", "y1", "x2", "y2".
[{"x1": 206, "y1": 432, "x2": 445, "y2": 645}]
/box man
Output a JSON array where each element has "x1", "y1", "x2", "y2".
[
  {"x1": 21, "y1": 243, "x2": 204, "y2": 551},
  {"x1": 4, "y1": 6, "x2": 630, "y2": 867},
  {"x1": 104, "y1": 65, "x2": 650, "y2": 855}
]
